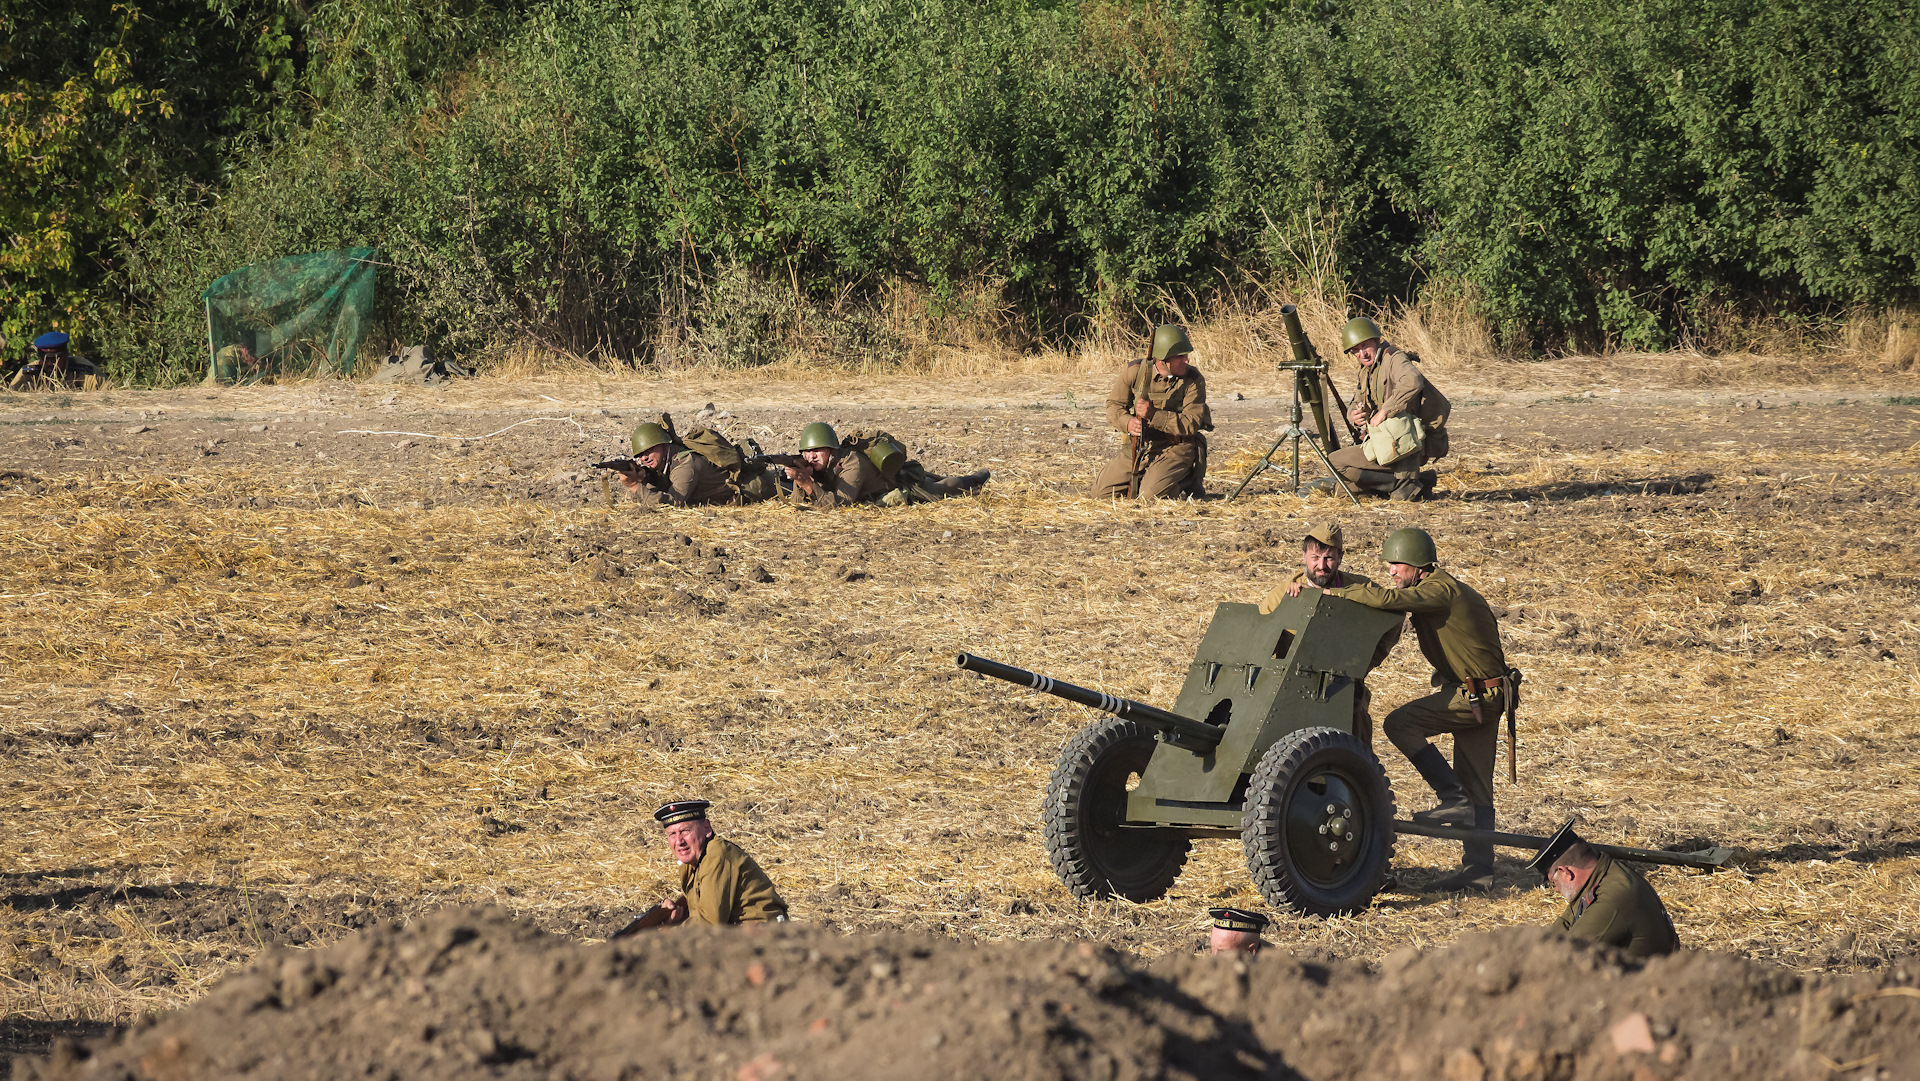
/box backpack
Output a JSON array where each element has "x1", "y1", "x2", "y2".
[
  {"x1": 678, "y1": 425, "x2": 747, "y2": 474},
  {"x1": 839, "y1": 428, "x2": 908, "y2": 482}
]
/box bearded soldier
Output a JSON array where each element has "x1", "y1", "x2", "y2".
[
  {"x1": 1264, "y1": 522, "x2": 1403, "y2": 745},
  {"x1": 1314, "y1": 318, "x2": 1449, "y2": 502},
  {"x1": 1528, "y1": 821, "x2": 1678, "y2": 957},
  {"x1": 1090, "y1": 324, "x2": 1213, "y2": 500},
  {"x1": 612, "y1": 422, "x2": 778, "y2": 507},
  {"x1": 1324, "y1": 527, "x2": 1517, "y2": 892}
]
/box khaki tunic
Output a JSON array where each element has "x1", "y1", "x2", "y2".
[
  {"x1": 1327, "y1": 343, "x2": 1452, "y2": 483},
  {"x1": 1091, "y1": 361, "x2": 1212, "y2": 499},
  {"x1": 791, "y1": 448, "x2": 889, "y2": 509},
  {"x1": 1551, "y1": 854, "x2": 1679, "y2": 957},
  {"x1": 1330, "y1": 569, "x2": 1509, "y2": 807},
  {"x1": 632, "y1": 447, "x2": 734, "y2": 507},
  {"x1": 681, "y1": 836, "x2": 788, "y2": 925}
]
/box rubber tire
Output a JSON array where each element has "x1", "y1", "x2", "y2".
[
  {"x1": 1242, "y1": 726, "x2": 1395, "y2": 916},
  {"x1": 1042, "y1": 718, "x2": 1191, "y2": 903}
]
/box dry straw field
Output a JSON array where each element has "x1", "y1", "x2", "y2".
[{"x1": 2, "y1": 329, "x2": 1918, "y2": 1058}]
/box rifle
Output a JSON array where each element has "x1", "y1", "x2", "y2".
[
  {"x1": 1125, "y1": 357, "x2": 1155, "y2": 498},
  {"x1": 609, "y1": 903, "x2": 674, "y2": 940},
  {"x1": 747, "y1": 452, "x2": 809, "y2": 473},
  {"x1": 1323, "y1": 377, "x2": 1363, "y2": 446},
  {"x1": 591, "y1": 457, "x2": 648, "y2": 477}
]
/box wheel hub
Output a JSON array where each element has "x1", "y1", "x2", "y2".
[{"x1": 1286, "y1": 775, "x2": 1368, "y2": 885}]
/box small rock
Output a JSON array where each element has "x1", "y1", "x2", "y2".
[
  {"x1": 125, "y1": 424, "x2": 153, "y2": 435},
  {"x1": 1232, "y1": 391, "x2": 1245, "y2": 401},
  {"x1": 1610, "y1": 1012, "x2": 1656, "y2": 1054},
  {"x1": 249, "y1": 424, "x2": 267, "y2": 432},
  {"x1": 342, "y1": 574, "x2": 366, "y2": 588},
  {"x1": 747, "y1": 564, "x2": 774, "y2": 584}
]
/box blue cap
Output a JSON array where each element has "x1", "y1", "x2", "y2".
[{"x1": 32, "y1": 331, "x2": 70, "y2": 350}]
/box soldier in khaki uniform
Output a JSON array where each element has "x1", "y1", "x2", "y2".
[
  {"x1": 1527, "y1": 821, "x2": 1678, "y2": 957},
  {"x1": 614, "y1": 422, "x2": 778, "y2": 507},
  {"x1": 1325, "y1": 527, "x2": 1516, "y2": 892},
  {"x1": 1261, "y1": 522, "x2": 1403, "y2": 745},
  {"x1": 1317, "y1": 318, "x2": 1450, "y2": 502},
  {"x1": 653, "y1": 799, "x2": 788, "y2": 926},
  {"x1": 784, "y1": 422, "x2": 893, "y2": 509},
  {"x1": 1090, "y1": 324, "x2": 1213, "y2": 500}
]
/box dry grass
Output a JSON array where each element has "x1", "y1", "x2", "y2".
[{"x1": 1, "y1": 377, "x2": 1918, "y2": 1036}]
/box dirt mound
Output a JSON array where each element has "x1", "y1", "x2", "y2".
[{"x1": 17, "y1": 908, "x2": 1920, "y2": 1081}]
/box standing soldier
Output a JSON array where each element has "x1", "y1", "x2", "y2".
[
  {"x1": 1090, "y1": 324, "x2": 1213, "y2": 500},
  {"x1": 1261, "y1": 522, "x2": 1403, "y2": 745},
  {"x1": 1527, "y1": 821, "x2": 1678, "y2": 957},
  {"x1": 653, "y1": 799, "x2": 788, "y2": 926},
  {"x1": 1324, "y1": 528, "x2": 1517, "y2": 892},
  {"x1": 612, "y1": 422, "x2": 778, "y2": 507},
  {"x1": 1316, "y1": 318, "x2": 1449, "y2": 502}
]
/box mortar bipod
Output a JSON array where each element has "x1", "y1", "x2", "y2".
[{"x1": 1392, "y1": 820, "x2": 1744, "y2": 871}]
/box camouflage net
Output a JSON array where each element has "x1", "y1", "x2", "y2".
[{"x1": 203, "y1": 248, "x2": 377, "y2": 384}]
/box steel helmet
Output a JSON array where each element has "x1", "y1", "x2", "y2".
[
  {"x1": 798, "y1": 422, "x2": 841, "y2": 451},
  {"x1": 630, "y1": 422, "x2": 673, "y2": 455},
  {"x1": 1381, "y1": 527, "x2": 1437, "y2": 568},
  {"x1": 1340, "y1": 317, "x2": 1383, "y2": 353},
  {"x1": 1150, "y1": 324, "x2": 1193, "y2": 362}
]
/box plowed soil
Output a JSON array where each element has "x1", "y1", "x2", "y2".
[
  {"x1": 19, "y1": 906, "x2": 1920, "y2": 1081},
  {"x1": 3, "y1": 369, "x2": 1918, "y2": 1077}
]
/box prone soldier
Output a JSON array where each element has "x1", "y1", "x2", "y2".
[
  {"x1": 783, "y1": 422, "x2": 989, "y2": 509},
  {"x1": 1323, "y1": 527, "x2": 1518, "y2": 892},
  {"x1": 1315, "y1": 318, "x2": 1449, "y2": 502},
  {"x1": 1090, "y1": 324, "x2": 1213, "y2": 500},
  {"x1": 610, "y1": 421, "x2": 778, "y2": 507},
  {"x1": 1266, "y1": 522, "x2": 1404, "y2": 745},
  {"x1": 1527, "y1": 821, "x2": 1678, "y2": 957}
]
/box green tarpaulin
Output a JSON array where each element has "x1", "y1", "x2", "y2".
[{"x1": 203, "y1": 248, "x2": 377, "y2": 384}]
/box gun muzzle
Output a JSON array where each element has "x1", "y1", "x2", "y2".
[{"x1": 956, "y1": 652, "x2": 1223, "y2": 750}]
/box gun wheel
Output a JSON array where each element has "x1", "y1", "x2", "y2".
[
  {"x1": 1042, "y1": 718, "x2": 1190, "y2": 903},
  {"x1": 1242, "y1": 726, "x2": 1394, "y2": 916}
]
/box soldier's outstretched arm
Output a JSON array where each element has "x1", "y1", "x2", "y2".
[{"x1": 1328, "y1": 577, "x2": 1451, "y2": 615}]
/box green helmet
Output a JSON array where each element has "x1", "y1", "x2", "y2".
[
  {"x1": 1150, "y1": 323, "x2": 1193, "y2": 362},
  {"x1": 630, "y1": 422, "x2": 672, "y2": 455},
  {"x1": 1382, "y1": 527, "x2": 1437, "y2": 568},
  {"x1": 1340, "y1": 317, "x2": 1383, "y2": 352},
  {"x1": 798, "y1": 422, "x2": 841, "y2": 452}
]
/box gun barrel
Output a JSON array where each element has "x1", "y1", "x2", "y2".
[
  {"x1": 1280, "y1": 304, "x2": 1316, "y2": 367},
  {"x1": 955, "y1": 653, "x2": 1222, "y2": 748}
]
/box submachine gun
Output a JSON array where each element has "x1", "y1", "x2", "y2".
[
  {"x1": 959, "y1": 591, "x2": 1741, "y2": 916},
  {"x1": 1228, "y1": 304, "x2": 1361, "y2": 504}
]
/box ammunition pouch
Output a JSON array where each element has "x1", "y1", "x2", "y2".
[{"x1": 1362, "y1": 414, "x2": 1425, "y2": 467}]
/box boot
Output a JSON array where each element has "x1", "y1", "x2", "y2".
[
  {"x1": 1406, "y1": 746, "x2": 1472, "y2": 825},
  {"x1": 1418, "y1": 469, "x2": 1437, "y2": 494},
  {"x1": 940, "y1": 468, "x2": 991, "y2": 494},
  {"x1": 1296, "y1": 477, "x2": 1337, "y2": 497},
  {"x1": 1390, "y1": 471, "x2": 1425, "y2": 502},
  {"x1": 1424, "y1": 805, "x2": 1498, "y2": 893}
]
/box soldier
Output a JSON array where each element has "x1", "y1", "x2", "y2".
[
  {"x1": 1207, "y1": 907, "x2": 1269, "y2": 956},
  {"x1": 1324, "y1": 527, "x2": 1516, "y2": 892},
  {"x1": 653, "y1": 799, "x2": 788, "y2": 926},
  {"x1": 1262, "y1": 522, "x2": 1404, "y2": 745},
  {"x1": 1090, "y1": 324, "x2": 1213, "y2": 500},
  {"x1": 9, "y1": 331, "x2": 100, "y2": 389},
  {"x1": 1527, "y1": 821, "x2": 1678, "y2": 957},
  {"x1": 614, "y1": 422, "x2": 777, "y2": 507},
  {"x1": 1313, "y1": 318, "x2": 1449, "y2": 502},
  {"x1": 784, "y1": 422, "x2": 892, "y2": 508}
]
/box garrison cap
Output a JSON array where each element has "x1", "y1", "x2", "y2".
[
  {"x1": 1523, "y1": 819, "x2": 1585, "y2": 879},
  {"x1": 1208, "y1": 907, "x2": 1270, "y2": 933},
  {"x1": 33, "y1": 331, "x2": 70, "y2": 350},
  {"x1": 1304, "y1": 522, "x2": 1344, "y2": 550},
  {"x1": 654, "y1": 799, "x2": 712, "y2": 826}
]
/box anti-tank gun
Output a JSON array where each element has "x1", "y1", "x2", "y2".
[{"x1": 962, "y1": 590, "x2": 1740, "y2": 916}]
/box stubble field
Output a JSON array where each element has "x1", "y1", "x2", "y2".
[{"x1": 2, "y1": 361, "x2": 1917, "y2": 1063}]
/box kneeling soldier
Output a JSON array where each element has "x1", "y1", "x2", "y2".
[
  {"x1": 1090, "y1": 324, "x2": 1212, "y2": 500},
  {"x1": 1528, "y1": 820, "x2": 1678, "y2": 958},
  {"x1": 1207, "y1": 907, "x2": 1269, "y2": 957},
  {"x1": 1318, "y1": 318, "x2": 1449, "y2": 502},
  {"x1": 655, "y1": 799, "x2": 787, "y2": 926}
]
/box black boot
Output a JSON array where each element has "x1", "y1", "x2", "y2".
[
  {"x1": 1425, "y1": 804, "x2": 1497, "y2": 893},
  {"x1": 937, "y1": 469, "x2": 991, "y2": 495},
  {"x1": 1407, "y1": 745, "x2": 1472, "y2": 826},
  {"x1": 1418, "y1": 469, "x2": 1438, "y2": 494},
  {"x1": 1390, "y1": 471, "x2": 1425, "y2": 502}
]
